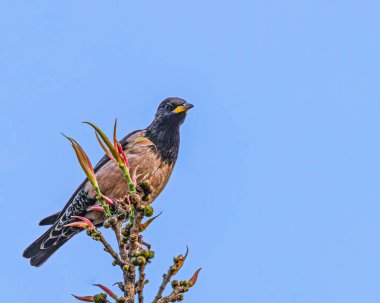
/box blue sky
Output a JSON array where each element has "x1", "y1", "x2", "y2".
[{"x1": 1, "y1": 0, "x2": 380, "y2": 302}]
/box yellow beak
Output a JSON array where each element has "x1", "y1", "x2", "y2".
[{"x1": 172, "y1": 103, "x2": 194, "y2": 113}]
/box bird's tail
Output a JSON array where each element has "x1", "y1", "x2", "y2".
[{"x1": 23, "y1": 223, "x2": 80, "y2": 267}]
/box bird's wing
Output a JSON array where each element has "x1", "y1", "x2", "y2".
[
  {"x1": 39, "y1": 129, "x2": 143, "y2": 225},
  {"x1": 24, "y1": 129, "x2": 144, "y2": 266}
]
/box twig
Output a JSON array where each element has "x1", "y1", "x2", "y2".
[
  {"x1": 137, "y1": 264, "x2": 146, "y2": 303},
  {"x1": 157, "y1": 285, "x2": 186, "y2": 303},
  {"x1": 97, "y1": 232, "x2": 124, "y2": 267},
  {"x1": 135, "y1": 279, "x2": 149, "y2": 293},
  {"x1": 152, "y1": 270, "x2": 175, "y2": 303},
  {"x1": 125, "y1": 209, "x2": 145, "y2": 303}
]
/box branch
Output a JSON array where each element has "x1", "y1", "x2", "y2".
[
  {"x1": 157, "y1": 285, "x2": 186, "y2": 303},
  {"x1": 97, "y1": 231, "x2": 125, "y2": 267},
  {"x1": 137, "y1": 264, "x2": 146, "y2": 303},
  {"x1": 152, "y1": 247, "x2": 189, "y2": 303},
  {"x1": 125, "y1": 209, "x2": 145, "y2": 303},
  {"x1": 152, "y1": 271, "x2": 174, "y2": 303}
]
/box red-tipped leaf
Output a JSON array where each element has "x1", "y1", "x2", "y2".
[
  {"x1": 83, "y1": 122, "x2": 118, "y2": 160},
  {"x1": 65, "y1": 222, "x2": 89, "y2": 229},
  {"x1": 86, "y1": 205, "x2": 105, "y2": 212},
  {"x1": 62, "y1": 133, "x2": 98, "y2": 189},
  {"x1": 113, "y1": 119, "x2": 123, "y2": 165},
  {"x1": 117, "y1": 142, "x2": 129, "y2": 168},
  {"x1": 71, "y1": 294, "x2": 94, "y2": 302},
  {"x1": 93, "y1": 284, "x2": 118, "y2": 300},
  {"x1": 172, "y1": 246, "x2": 189, "y2": 275},
  {"x1": 102, "y1": 195, "x2": 115, "y2": 205},
  {"x1": 71, "y1": 216, "x2": 95, "y2": 230},
  {"x1": 140, "y1": 211, "x2": 163, "y2": 231},
  {"x1": 188, "y1": 268, "x2": 202, "y2": 287},
  {"x1": 95, "y1": 132, "x2": 116, "y2": 163}
]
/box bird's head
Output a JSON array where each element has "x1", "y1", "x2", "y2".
[
  {"x1": 154, "y1": 97, "x2": 194, "y2": 127},
  {"x1": 146, "y1": 97, "x2": 193, "y2": 163}
]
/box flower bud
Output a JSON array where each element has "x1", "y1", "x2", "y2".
[
  {"x1": 103, "y1": 220, "x2": 111, "y2": 229},
  {"x1": 139, "y1": 250, "x2": 149, "y2": 258},
  {"x1": 144, "y1": 205, "x2": 154, "y2": 217},
  {"x1": 132, "y1": 257, "x2": 138, "y2": 265},
  {"x1": 177, "y1": 294, "x2": 184, "y2": 301},
  {"x1": 137, "y1": 256, "x2": 146, "y2": 266},
  {"x1": 180, "y1": 280, "x2": 187, "y2": 286},
  {"x1": 123, "y1": 265, "x2": 130, "y2": 271},
  {"x1": 131, "y1": 194, "x2": 141, "y2": 204},
  {"x1": 93, "y1": 293, "x2": 107, "y2": 303}
]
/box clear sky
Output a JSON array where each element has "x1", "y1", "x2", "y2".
[{"x1": 1, "y1": 1, "x2": 380, "y2": 302}]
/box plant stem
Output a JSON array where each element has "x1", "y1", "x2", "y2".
[
  {"x1": 95, "y1": 187, "x2": 112, "y2": 217},
  {"x1": 119, "y1": 164, "x2": 136, "y2": 194}
]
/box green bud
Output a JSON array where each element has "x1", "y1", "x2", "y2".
[
  {"x1": 139, "y1": 250, "x2": 149, "y2": 258},
  {"x1": 137, "y1": 256, "x2": 146, "y2": 265},
  {"x1": 144, "y1": 205, "x2": 154, "y2": 217},
  {"x1": 123, "y1": 264, "x2": 130, "y2": 271},
  {"x1": 171, "y1": 280, "x2": 179, "y2": 288},
  {"x1": 93, "y1": 293, "x2": 107, "y2": 303},
  {"x1": 132, "y1": 257, "x2": 138, "y2": 265},
  {"x1": 177, "y1": 294, "x2": 184, "y2": 301},
  {"x1": 148, "y1": 251, "x2": 155, "y2": 259}
]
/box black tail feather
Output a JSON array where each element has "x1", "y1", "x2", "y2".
[
  {"x1": 29, "y1": 239, "x2": 68, "y2": 267},
  {"x1": 39, "y1": 211, "x2": 61, "y2": 226},
  {"x1": 23, "y1": 227, "x2": 52, "y2": 259},
  {"x1": 23, "y1": 224, "x2": 80, "y2": 267}
]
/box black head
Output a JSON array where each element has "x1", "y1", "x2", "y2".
[
  {"x1": 146, "y1": 97, "x2": 194, "y2": 163},
  {"x1": 154, "y1": 97, "x2": 194, "y2": 127}
]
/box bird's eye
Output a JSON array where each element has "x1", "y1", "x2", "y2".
[{"x1": 165, "y1": 104, "x2": 173, "y2": 111}]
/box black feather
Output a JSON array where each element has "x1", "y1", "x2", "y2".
[{"x1": 39, "y1": 211, "x2": 61, "y2": 226}]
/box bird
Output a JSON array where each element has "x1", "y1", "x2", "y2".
[{"x1": 23, "y1": 97, "x2": 193, "y2": 267}]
